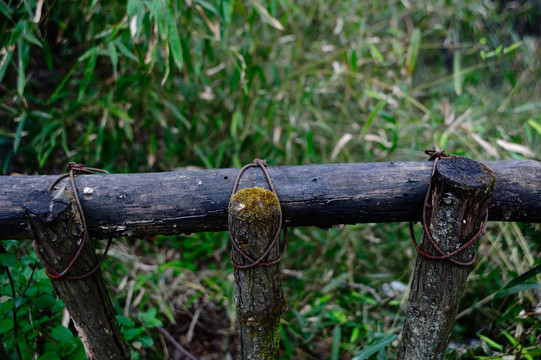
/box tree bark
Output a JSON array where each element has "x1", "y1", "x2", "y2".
[
  {"x1": 397, "y1": 156, "x2": 496, "y2": 359},
  {"x1": 24, "y1": 189, "x2": 130, "y2": 360},
  {"x1": 1, "y1": 160, "x2": 539, "y2": 240},
  {"x1": 229, "y1": 187, "x2": 286, "y2": 360}
]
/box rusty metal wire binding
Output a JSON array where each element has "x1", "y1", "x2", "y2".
[
  {"x1": 409, "y1": 150, "x2": 489, "y2": 266},
  {"x1": 36, "y1": 162, "x2": 112, "y2": 280},
  {"x1": 229, "y1": 158, "x2": 288, "y2": 269}
]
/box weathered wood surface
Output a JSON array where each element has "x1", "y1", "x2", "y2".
[
  {"x1": 24, "y1": 189, "x2": 130, "y2": 360},
  {"x1": 230, "y1": 187, "x2": 286, "y2": 359},
  {"x1": 397, "y1": 157, "x2": 495, "y2": 359},
  {"x1": 1, "y1": 160, "x2": 539, "y2": 240}
]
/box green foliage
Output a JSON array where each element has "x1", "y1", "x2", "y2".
[
  {"x1": 1, "y1": 0, "x2": 540, "y2": 358},
  {"x1": 0, "y1": 241, "x2": 85, "y2": 359}
]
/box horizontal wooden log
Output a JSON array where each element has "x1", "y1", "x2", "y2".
[{"x1": 1, "y1": 160, "x2": 539, "y2": 240}]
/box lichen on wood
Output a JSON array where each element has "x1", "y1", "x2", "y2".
[{"x1": 398, "y1": 156, "x2": 495, "y2": 359}]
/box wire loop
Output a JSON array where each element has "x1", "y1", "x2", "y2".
[
  {"x1": 229, "y1": 159, "x2": 287, "y2": 269},
  {"x1": 37, "y1": 162, "x2": 112, "y2": 280},
  {"x1": 410, "y1": 150, "x2": 488, "y2": 266}
]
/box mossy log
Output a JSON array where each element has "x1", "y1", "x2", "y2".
[
  {"x1": 229, "y1": 187, "x2": 286, "y2": 360},
  {"x1": 1, "y1": 160, "x2": 540, "y2": 240},
  {"x1": 24, "y1": 189, "x2": 130, "y2": 360},
  {"x1": 397, "y1": 156, "x2": 495, "y2": 359}
]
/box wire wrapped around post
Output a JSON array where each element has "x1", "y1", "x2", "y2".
[{"x1": 229, "y1": 158, "x2": 288, "y2": 269}]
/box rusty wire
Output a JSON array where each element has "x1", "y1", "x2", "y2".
[
  {"x1": 409, "y1": 150, "x2": 489, "y2": 266},
  {"x1": 36, "y1": 162, "x2": 112, "y2": 280},
  {"x1": 229, "y1": 158, "x2": 287, "y2": 269}
]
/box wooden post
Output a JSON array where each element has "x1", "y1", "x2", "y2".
[
  {"x1": 229, "y1": 187, "x2": 287, "y2": 360},
  {"x1": 398, "y1": 156, "x2": 495, "y2": 359},
  {"x1": 24, "y1": 188, "x2": 130, "y2": 360}
]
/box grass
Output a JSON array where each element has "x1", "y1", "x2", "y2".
[{"x1": 1, "y1": 0, "x2": 541, "y2": 359}]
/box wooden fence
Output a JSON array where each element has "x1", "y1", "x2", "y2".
[{"x1": 0, "y1": 158, "x2": 540, "y2": 359}]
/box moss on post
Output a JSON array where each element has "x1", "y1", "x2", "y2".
[{"x1": 229, "y1": 187, "x2": 286, "y2": 360}]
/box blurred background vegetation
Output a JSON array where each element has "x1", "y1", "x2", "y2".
[{"x1": 1, "y1": 0, "x2": 540, "y2": 359}]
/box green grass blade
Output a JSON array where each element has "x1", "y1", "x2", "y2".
[
  {"x1": 331, "y1": 325, "x2": 341, "y2": 360},
  {"x1": 352, "y1": 333, "x2": 397, "y2": 360}
]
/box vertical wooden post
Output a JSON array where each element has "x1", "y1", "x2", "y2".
[
  {"x1": 398, "y1": 156, "x2": 495, "y2": 359},
  {"x1": 24, "y1": 189, "x2": 130, "y2": 360},
  {"x1": 229, "y1": 187, "x2": 286, "y2": 360}
]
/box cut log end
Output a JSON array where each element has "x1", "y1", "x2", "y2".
[
  {"x1": 435, "y1": 156, "x2": 496, "y2": 195},
  {"x1": 229, "y1": 187, "x2": 281, "y2": 257}
]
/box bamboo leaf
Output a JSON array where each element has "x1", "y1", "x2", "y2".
[
  {"x1": 330, "y1": 325, "x2": 341, "y2": 360},
  {"x1": 49, "y1": 63, "x2": 80, "y2": 102},
  {"x1": 352, "y1": 333, "x2": 397, "y2": 360},
  {"x1": 108, "y1": 42, "x2": 118, "y2": 79},
  {"x1": 166, "y1": 7, "x2": 183, "y2": 71},
  {"x1": 369, "y1": 43, "x2": 383, "y2": 63},
  {"x1": 230, "y1": 110, "x2": 242, "y2": 138},
  {"x1": 503, "y1": 264, "x2": 541, "y2": 289},
  {"x1": 0, "y1": 51, "x2": 13, "y2": 84},
  {"x1": 250, "y1": 0, "x2": 284, "y2": 31},
  {"x1": 361, "y1": 99, "x2": 385, "y2": 139},
  {"x1": 527, "y1": 119, "x2": 541, "y2": 135},
  {"x1": 17, "y1": 38, "x2": 30, "y2": 96},
  {"x1": 495, "y1": 283, "x2": 541, "y2": 299},
  {"x1": 503, "y1": 41, "x2": 522, "y2": 54},
  {"x1": 114, "y1": 39, "x2": 139, "y2": 62},
  {"x1": 78, "y1": 47, "x2": 98, "y2": 101},
  {"x1": 109, "y1": 106, "x2": 134, "y2": 142},
  {"x1": 42, "y1": 39, "x2": 53, "y2": 70},
  {"x1": 0, "y1": 1, "x2": 11, "y2": 16},
  {"x1": 14, "y1": 113, "x2": 27, "y2": 153},
  {"x1": 453, "y1": 51, "x2": 462, "y2": 95},
  {"x1": 406, "y1": 28, "x2": 421, "y2": 74},
  {"x1": 478, "y1": 333, "x2": 504, "y2": 351}
]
